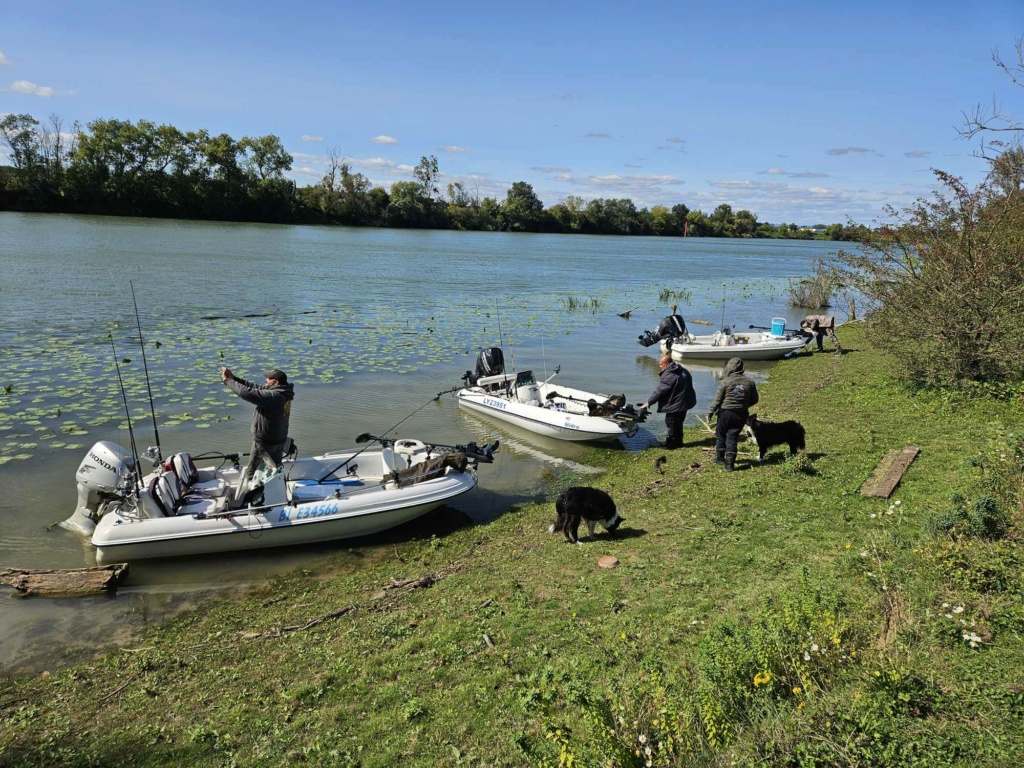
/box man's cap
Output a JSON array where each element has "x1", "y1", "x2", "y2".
[{"x1": 265, "y1": 369, "x2": 288, "y2": 384}]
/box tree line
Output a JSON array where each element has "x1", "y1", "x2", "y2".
[{"x1": 0, "y1": 112, "x2": 865, "y2": 239}]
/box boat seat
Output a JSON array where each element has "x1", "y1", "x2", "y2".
[
  {"x1": 150, "y1": 471, "x2": 226, "y2": 517},
  {"x1": 165, "y1": 452, "x2": 228, "y2": 497}
]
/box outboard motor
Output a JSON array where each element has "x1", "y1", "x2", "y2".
[
  {"x1": 464, "y1": 347, "x2": 506, "y2": 387},
  {"x1": 61, "y1": 441, "x2": 136, "y2": 535},
  {"x1": 476, "y1": 347, "x2": 505, "y2": 378},
  {"x1": 638, "y1": 314, "x2": 687, "y2": 347}
]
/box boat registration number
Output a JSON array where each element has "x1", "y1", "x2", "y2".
[
  {"x1": 278, "y1": 501, "x2": 340, "y2": 522},
  {"x1": 482, "y1": 398, "x2": 507, "y2": 410}
]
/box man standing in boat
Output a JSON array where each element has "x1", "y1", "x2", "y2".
[
  {"x1": 220, "y1": 366, "x2": 295, "y2": 478},
  {"x1": 638, "y1": 354, "x2": 696, "y2": 449}
]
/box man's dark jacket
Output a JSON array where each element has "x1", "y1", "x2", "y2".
[
  {"x1": 646, "y1": 362, "x2": 696, "y2": 414},
  {"x1": 225, "y1": 377, "x2": 295, "y2": 443}
]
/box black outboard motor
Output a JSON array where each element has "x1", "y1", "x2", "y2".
[
  {"x1": 463, "y1": 347, "x2": 506, "y2": 387},
  {"x1": 638, "y1": 314, "x2": 687, "y2": 347},
  {"x1": 476, "y1": 347, "x2": 505, "y2": 378}
]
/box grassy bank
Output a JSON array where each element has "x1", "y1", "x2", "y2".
[{"x1": 3, "y1": 322, "x2": 1023, "y2": 767}]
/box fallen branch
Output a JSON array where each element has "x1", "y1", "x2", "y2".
[
  {"x1": 101, "y1": 676, "x2": 136, "y2": 701},
  {"x1": 241, "y1": 566, "x2": 466, "y2": 639}
]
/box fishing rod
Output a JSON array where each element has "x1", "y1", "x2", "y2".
[
  {"x1": 130, "y1": 281, "x2": 162, "y2": 464},
  {"x1": 316, "y1": 394, "x2": 454, "y2": 483},
  {"x1": 495, "y1": 298, "x2": 505, "y2": 358},
  {"x1": 720, "y1": 284, "x2": 727, "y2": 331},
  {"x1": 495, "y1": 299, "x2": 516, "y2": 372},
  {"x1": 109, "y1": 335, "x2": 142, "y2": 495},
  {"x1": 354, "y1": 432, "x2": 499, "y2": 463}
]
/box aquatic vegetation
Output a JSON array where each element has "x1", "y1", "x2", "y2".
[
  {"x1": 658, "y1": 287, "x2": 692, "y2": 304},
  {"x1": 0, "y1": 292, "x2": 621, "y2": 462}
]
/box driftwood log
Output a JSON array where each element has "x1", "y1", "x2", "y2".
[{"x1": 0, "y1": 564, "x2": 129, "y2": 598}]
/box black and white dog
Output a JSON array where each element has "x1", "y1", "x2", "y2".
[
  {"x1": 744, "y1": 414, "x2": 806, "y2": 461},
  {"x1": 548, "y1": 486, "x2": 623, "y2": 544}
]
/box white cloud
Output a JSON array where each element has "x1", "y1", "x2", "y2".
[
  {"x1": 904, "y1": 149, "x2": 930, "y2": 158},
  {"x1": 584, "y1": 132, "x2": 611, "y2": 139},
  {"x1": 0, "y1": 52, "x2": 11, "y2": 66},
  {"x1": 301, "y1": 134, "x2": 324, "y2": 142},
  {"x1": 665, "y1": 137, "x2": 684, "y2": 144},
  {"x1": 758, "y1": 168, "x2": 830, "y2": 179},
  {"x1": 531, "y1": 166, "x2": 572, "y2": 174},
  {"x1": 578, "y1": 173, "x2": 684, "y2": 192},
  {"x1": 2, "y1": 80, "x2": 72, "y2": 97},
  {"x1": 371, "y1": 135, "x2": 398, "y2": 145},
  {"x1": 438, "y1": 145, "x2": 471, "y2": 154},
  {"x1": 827, "y1": 146, "x2": 872, "y2": 156},
  {"x1": 291, "y1": 166, "x2": 324, "y2": 179}
]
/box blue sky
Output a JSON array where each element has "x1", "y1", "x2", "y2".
[{"x1": 2, "y1": 0, "x2": 1023, "y2": 225}]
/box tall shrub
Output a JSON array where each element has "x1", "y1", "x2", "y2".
[{"x1": 829, "y1": 164, "x2": 1024, "y2": 389}]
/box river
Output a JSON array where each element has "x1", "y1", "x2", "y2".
[{"x1": 0, "y1": 212, "x2": 845, "y2": 671}]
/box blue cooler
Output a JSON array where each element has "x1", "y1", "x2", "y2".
[{"x1": 770, "y1": 317, "x2": 786, "y2": 337}]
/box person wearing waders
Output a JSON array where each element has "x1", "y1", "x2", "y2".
[
  {"x1": 799, "y1": 314, "x2": 842, "y2": 354},
  {"x1": 706, "y1": 357, "x2": 758, "y2": 471}
]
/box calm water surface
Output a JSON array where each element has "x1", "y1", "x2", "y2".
[{"x1": 0, "y1": 212, "x2": 843, "y2": 671}]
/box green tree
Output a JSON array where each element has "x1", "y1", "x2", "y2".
[
  {"x1": 413, "y1": 155, "x2": 441, "y2": 201},
  {"x1": 498, "y1": 181, "x2": 545, "y2": 231},
  {"x1": 0, "y1": 114, "x2": 48, "y2": 202},
  {"x1": 685, "y1": 209, "x2": 712, "y2": 237},
  {"x1": 649, "y1": 205, "x2": 675, "y2": 236},
  {"x1": 386, "y1": 180, "x2": 433, "y2": 228},
  {"x1": 709, "y1": 203, "x2": 735, "y2": 237},
  {"x1": 239, "y1": 135, "x2": 292, "y2": 181},
  {"x1": 734, "y1": 209, "x2": 758, "y2": 237}
]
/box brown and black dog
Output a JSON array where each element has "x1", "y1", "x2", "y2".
[{"x1": 548, "y1": 486, "x2": 623, "y2": 544}]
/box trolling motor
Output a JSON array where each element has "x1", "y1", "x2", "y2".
[{"x1": 638, "y1": 314, "x2": 688, "y2": 348}]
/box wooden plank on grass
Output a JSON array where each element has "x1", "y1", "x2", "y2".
[
  {"x1": 860, "y1": 446, "x2": 921, "y2": 498},
  {"x1": 0, "y1": 564, "x2": 129, "y2": 598}
]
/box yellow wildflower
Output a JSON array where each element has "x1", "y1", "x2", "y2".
[{"x1": 753, "y1": 671, "x2": 772, "y2": 686}]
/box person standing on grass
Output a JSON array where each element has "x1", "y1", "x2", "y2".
[
  {"x1": 638, "y1": 354, "x2": 696, "y2": 450},
  {"x1": 706, "y1": 357, "x2": 758, "y2": 472}
]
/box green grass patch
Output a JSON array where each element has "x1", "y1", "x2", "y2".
[{"x1": 2, "y1": 322, "x2": 1023, "y2": 766}]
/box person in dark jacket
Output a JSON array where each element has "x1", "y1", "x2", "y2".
[
  {"x1": 220, "y1": 366, "x2": 295, "y2": 478},
  {"x1": 638, "y1": 354, "x2": 696, "y2": 449},
  {"x1": 706, "y1": 357, "x2": 758, "y2": 471}
]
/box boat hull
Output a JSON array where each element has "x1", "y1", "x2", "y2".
[
  {"x1": 456, "y1": 383, "x2": 628, "y2": 443},
  {"x1": 93, "y1": 473, "x2": 474, "y2": 563},
  {"x1": 662, "y1": 334, "x2": 809, "y2": 361},
  {"x1": 89, "y1": 442, "x2": 481, "y2": 563}
]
